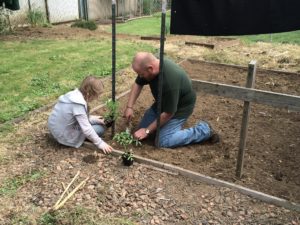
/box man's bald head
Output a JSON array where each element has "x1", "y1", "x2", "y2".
[{"x1": 132, "y1": 52, "x2": 157, "y2": 72}]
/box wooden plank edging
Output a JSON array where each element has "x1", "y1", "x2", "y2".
[
  {"x1": 185, "y1": 41, "x2": 215, "y2": 49},
  {"x1": 82, "y1": 142, "x2": 300, "y2": 212}
]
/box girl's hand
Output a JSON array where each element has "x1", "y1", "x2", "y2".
[
  {"x1": 99, "y1": 142, "x2": 113, "y2": 154},
  {"x1": 90, "y1": 115, "x2": 105, "y2": 125}
]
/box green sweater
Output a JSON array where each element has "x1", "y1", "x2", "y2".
[{"x1": 135, "y1": 58, "x2": 196, "y2": 118}]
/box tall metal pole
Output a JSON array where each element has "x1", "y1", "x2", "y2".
[
  {"x1": 155, "y1": 0, "x2": 167, "y2": 147},
  {"x1": 111, "y1": 0, "x2": 116, "y2": 137}
]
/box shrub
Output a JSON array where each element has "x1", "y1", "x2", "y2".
[
  {"x1": 71, "y1": 20, "x2": 97, "y2": 31},
  {"x1": 27, "y1": 9, "x2": 47, "y2": 27},
  {"x1": 0, "y1": 6, "x2": 12, "y2": 34}
]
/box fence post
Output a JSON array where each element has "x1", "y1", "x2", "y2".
[
  {"x1": 111, "y1": 0, "x2": 116, "y2": 137},
  {"x1": 154, "y1": 0, "x2": 167, "y2": 147},
  {"x1": 44, "y1": 0, "x2": 50, "y2": 23},
  {"x1": 27, "y1": 0, "x2": 31, "y2": 11},
  {"x1": 236, "y1": 60, "x2": 257, "y2": 178}
]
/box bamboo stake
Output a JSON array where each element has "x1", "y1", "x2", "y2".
[
  {"x1": 52, "y1": 177, "x2": 89, "y2": 211},
  {"x1": 53, "y1": 171, "x2": 80, "y2": 209},
  {"x1": 61, "y1": 182, "x2": 69, "y2": 194}
]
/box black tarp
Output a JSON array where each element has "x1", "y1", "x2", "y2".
[
  {"x1": 170, "y1": 0, "x2": 300, "y2": 36},
  {"x1": 0, "y1": 0, "x2": 20, "y2": 10}
]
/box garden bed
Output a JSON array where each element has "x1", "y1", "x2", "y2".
[{"x1": 97, "y1": 59, "x2": 300, "y2": 203}]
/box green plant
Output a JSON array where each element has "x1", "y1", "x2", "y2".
[
  {"x1": 121, "y1": 150, "x2": 134, "y2": 161},
  {"x1": 103, "y1": 99, "x2": 119, "y2": 127},
  {"x1": 27, "y1": 9, "x2": 47, "y2": 27},
  {"x1": 71, "y1": 20, "x2": 97, "y2": 31},
  {"x1": 113, "y1": 128, "x2": 141, "y2": 150},
  {"x1": 39, "y1": 212, "x2": 57, "y2": 225},
  {"x1": 37, "y1": 206, "x2": 137, "y2": 225},
  {"x1": 0, "y1": 6, "x2": 12, "y2": 34}
]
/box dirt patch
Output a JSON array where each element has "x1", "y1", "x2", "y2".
[
  {"x1": 0, "y1": 109, "x2": 299, "y2": 224},
  {"x1": 102, "y1": 59, "x2": 300, "y2": 203},
  {"x1": 82, "y1": 154, "x2": 99, "y2": 164}
]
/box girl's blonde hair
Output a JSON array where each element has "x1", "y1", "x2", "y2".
[{"x1": 79, "y1": 75, "x2": 104, "y2": 101}]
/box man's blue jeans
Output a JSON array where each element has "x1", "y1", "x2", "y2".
[{"x1": 139, "y1": 107, "x2": 211, "y2": 148}]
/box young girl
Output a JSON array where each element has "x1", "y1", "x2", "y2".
[{"x1": 48, "y1": 76, "x2": 113, "y2": 154}]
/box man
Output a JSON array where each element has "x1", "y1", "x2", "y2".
[{"x1": 123, "y1": 52, "x2": 219, "y2": 148}]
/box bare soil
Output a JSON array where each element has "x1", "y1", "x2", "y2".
[{"x1": 107, "y1": 59, "x2": 300, "y2": 204}]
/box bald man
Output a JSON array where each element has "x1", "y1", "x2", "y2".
[{"x1": 124, "y1": 52, "x2": 219, "y2": 148}]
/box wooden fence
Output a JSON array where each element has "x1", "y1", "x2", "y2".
[{"x1": 191, "y1": 61, "x2": 300, "y2": 178}]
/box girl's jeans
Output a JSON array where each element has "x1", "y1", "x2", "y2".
[
  {"x1": 91, "y1": 124, "x2": 105, "y2": 137},
  {"x1": 139, "y1": 107, "x2": 211, "y2": 148}
]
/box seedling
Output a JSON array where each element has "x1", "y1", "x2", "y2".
[
  {"x1": 113, "y1": 128, "x2": 141, "y2": 149},
  {"x1": 121, "y1": 150, "x2": 134, "y2": 166},
  {"x1": 103, "y1": 99, "x2": 119, "y2": 128},
  {"x1": 113, "y1": 128, "x2": 142, "y2": 166}
]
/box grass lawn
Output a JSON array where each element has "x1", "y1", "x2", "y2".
[
  {"x1": 238, "y1": 30, "x2": 300, "y2": 45},
  {"x1": 115, "y1": 12, "x2": 171, "y2": 36},
  {"x1": 0, "y1": 38, "x2": 154, "y2": 124},
  {"x1": 113, "y1": 13, "x2": 300, "y2": 45}
]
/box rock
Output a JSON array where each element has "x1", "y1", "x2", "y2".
[
  {"x1": 180, "y1": 213, "x2": 189, "y2": 220},
  {"x1": 85, "y1": 194, "x2": 91, "y2": 200},
  {"x1": 87, "y1": 185, "x2": 95, "y2": 190},
  {"x1": 227, "y1": 211, "x2": 233, "y2": 217}
]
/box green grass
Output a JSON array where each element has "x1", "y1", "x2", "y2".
[
  {"x1": 0, "y1": 170, "x2": 44, "y2": 197},
  {"x1": 0, "y1": 39, "x2": 154, "y2": 123},
  {"x1": 113, "y1": 13, "x2": 299, "y2": 45},
  {"x1": 237, "y1": 30, "x2": 300, "y2": 45},
  {"x1": 114, "y1": 12, "x2": 170, "y2": 36},
  {"x1": 38, "y1": 207, "x2": 137, "y2": 225}
]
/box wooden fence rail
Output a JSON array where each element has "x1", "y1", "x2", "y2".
[{"x1": 192, "y1": 80, "x2": 300, "y2": 111}]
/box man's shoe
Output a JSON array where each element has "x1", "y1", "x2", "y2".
[
  {"x1": 206, "y1": 122, "x2": 220, "y2": 144},
  {"x1": 207, "y1": 132, "x2": 220, "y2": 144}
]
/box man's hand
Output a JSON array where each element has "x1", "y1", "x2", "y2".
[
  {"x1": 123, "y1": 107, "x2": 134, "y2": 122},
  {"x1": 133, "y1": 128, "x2": 149, "y2": 140}
]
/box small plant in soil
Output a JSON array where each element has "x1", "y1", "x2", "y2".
[
  {"x1": 103, "y1": 99, "x2": 119, "y2": 128},
  {"x1": 113, "y1": 128, "x2": 142, "y2": 166},
  {"x1": 121, "y1": 150, "x2": 134, "y2": 166}
]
